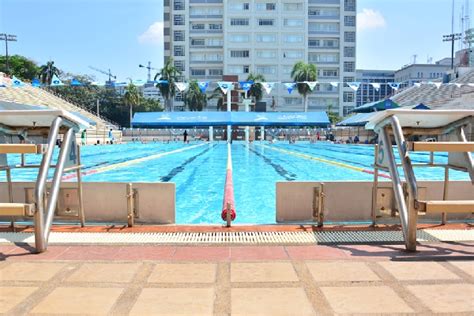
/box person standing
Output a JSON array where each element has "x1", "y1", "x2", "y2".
[
  {"x1": 81, "y1": 129, "x2": 87, "y2": 145},
  {"x1": 183, "y1": 130, "x2": 188, "y2": 143}
]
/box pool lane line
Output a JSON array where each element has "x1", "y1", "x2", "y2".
[
  {"x1": 258, "y1": 144, "x2": 391, "y2": 179},
  {"x1": 247, "y1": 146, "x2": 296, "y2": 181},
  {"x1": 160, "y1": 145, "x2": 214, "y2": 182},
  {"x1": 62, "y1": 143, "x2": 207, "y2": 180}
]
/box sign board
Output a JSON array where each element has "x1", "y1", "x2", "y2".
[
  {"x1": 377, "y1": 138, "x2": 391, "y2": 169},
  {"x1": 65, "y1": 139, "x2": 78, "y2": 168}
]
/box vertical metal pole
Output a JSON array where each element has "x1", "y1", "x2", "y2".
[
  {"x1": 76, "y1": 145, "x2": 85, "y2": 227},
  {"x1": 371, "y1": 145, "x2": 379, "y2": 226},
  {"x1": 34, "y1": 117, "x2": 62, "y2": 253},
  {"x1": 442, "y1": 166, "x2": 449, "y2": 225}
]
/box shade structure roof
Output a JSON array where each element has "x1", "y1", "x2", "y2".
[
  {"x1": 132, "y1": 111, "x2": 330, "y2": 127},
  {"x1": 352, "y1": 99, "x2": 400, "y2": 113},
  {"x1": 336, "y1": 112, "x2": 377, "y2": 127}
]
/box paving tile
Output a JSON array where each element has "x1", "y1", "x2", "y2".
[
  {"x1": 114, "y1": 246, "x2": 176, "y2": 260},
  {"x1": 0, "y1": 262, "x2": 65, "y2": 281},
  {"x1": 321, "y1": 286, "x2": 413, "y2": 314},
  {"x1": 306, "y1": 261, "x2": 380, "y2": 282},
  {"x1": 173, "y1": 246, "x2": 229, "y2": 261},
  {"x1": 129, "y1": 288, "x2": 214, "y2": 316},
  {"x1": 449, "y1": 261, "x2": 474, "y2": 277},
  {"x1": 407, "y1": 284, "x2": 474, "y2": 313},
  {"x1": 286, "y1": 245, "x2": 347, "y2": 260},
  {"x1": 232, "y1": 288, "x2": 314, "y2": 316},
  {"x1": 31, "y1": 287, "x2": 123, "y2": 314},
  {"x1": 66, "y1": 263, "x2": 140, "y2": 283},
  {"x1": 231, "y1": 246, "x2": 288, "y2": 260},
  {"x1": 58, "y1": 246, "x2": 120, "y2": 260},
  {"x1": 231, "y1": 262, "x2": 298, "y2": 283},
  {"x1": 379, "y1": 261, "x2": 460, "y2": 280},
  {"x1": 0, "y1": 286, "x2": 37, "y2": 313},
  {"x1": 148, "y1": 263, "x2": 216, "y2": 283}
]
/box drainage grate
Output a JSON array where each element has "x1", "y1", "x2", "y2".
[{"x1": 0, "y1": 230, "x2": 472, "y2": 245}]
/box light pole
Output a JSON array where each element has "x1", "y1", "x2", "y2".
[
  {"x1": 0, "y1": 33, "x2": 18, "y2": 75},
  {"x1": 443, "y1": 33, "x2": 462, "y2": 69}
]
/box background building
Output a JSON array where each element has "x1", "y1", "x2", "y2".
[
  {"x1": 355, "y1": 69, "x2": 394, "y2": 107},
  {"x1": 164, "y1": 0, "x2": 357, "y2": 115},
  {"x1": 394, "y1": 63, "x2": 451, "y2": 86}
]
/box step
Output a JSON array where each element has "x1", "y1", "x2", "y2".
[
  {"x1": 409, "y1": 142, "x2": 474, "y2": 152},
  {"x1": 0, "y1": 203, "x2": 35, "y2": 216},
  {"x1": 418, "y1": 200, "x2": 474, "y2": 213},
  {"x1": 0, "y1": 144, "x2": 46, "y2": 154}
]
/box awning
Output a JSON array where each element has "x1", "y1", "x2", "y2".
[
  {"x1": 132, "y1": 111, "x2": 330, "y2": 127},
  {"x1": 352, "y1": 99, "x2": 400, "y2": 113},
  {"x1": 336, "y1": 112, "x2": 377, "y2": 127}
]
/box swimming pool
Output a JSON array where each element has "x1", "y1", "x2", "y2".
[{"x1": 2, "y1": 142, "x2": 470, "y2": 224}]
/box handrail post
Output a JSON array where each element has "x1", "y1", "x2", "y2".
[{"x1": 34, "y1": 117, "x2": 62, "y2": 253}]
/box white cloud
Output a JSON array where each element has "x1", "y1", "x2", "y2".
[
  {"x1": 138, "y1": 21, "x2": 164, "y2": 45},
  {"x1": 357, "y1": 9, "x2": 386, "y2": 32}
]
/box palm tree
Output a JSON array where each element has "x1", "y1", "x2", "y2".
[
  {"x1": 291, "y1": 61, "x2": 317, "y2": 112},
  {"x1": 208, "y1": 86, "x2": 225, "y2": 111},
  {"x1": 154, "y1": 58, "x2": 181, "y2": 112},
  {"x1": 38, "y1": 61, "x2": 60, "y2": 85},
  {"x1": 246, "y1": 73, "x2": 266, "y2": 107},
  {"x1": 124, "y1": 82, "x2": 141, "y2": 127},
  {"x1": 184, "y1": 80, "x2": 207, "y2": 111}
]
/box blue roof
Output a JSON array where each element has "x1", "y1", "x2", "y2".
[
  {"x1": 337, "y1": 112, "x2": 377, "y2": 127},
  {"x1": 353, "y1": 99, "x2": 400, "y2": 113},
  {"x1": 132, "y1": 111, "x2": 330, "y2": 127}
]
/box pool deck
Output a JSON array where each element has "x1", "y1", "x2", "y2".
[{"x1": 0, "y1": 224, "x2": 473, "y2": 315}]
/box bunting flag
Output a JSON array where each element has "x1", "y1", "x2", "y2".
[
  {"x1": 175, "y1": 82, "x2": 188, "y2": 92},
  {"x1": 198, "y1": 81, "x2": 209, "y2": 93},
  {"x1": 50, "y1": 75, "x2": 64, "y2": 86},
  {"x1": 217, "y1": 81, "x2": 233, "y2": 94},
  {"x1": 451, "y1": 83, "x2": 463, "y2": 88},
  {"x1": 329, "y1": 82, "x2": 339, "y2": 88},
  {"x1": 414, "y1": 82, "x2": 422, "y2": 87},
  {"x1": 262, "y1": 82, "x2": 276, "y2": 94},
  {"x1": 12, "y1": 76, "x2": 25, "y2": 87},
  {"x1": 70, "y1": 78, "x2": 83, "y2": 86},
  {"x1": 468, "y1": 83, "x2": 474, "y2": 87},
  {"x1": 31, "y1": 79, "x2": 41, "y2": 87},
  {"x1": 347, "y1": 82, "x2": 361, "y2": 91},
  {"x1": 284, "y1": 82, "x2": 296, "y2": 94},
  {"x1": 239, "y1": 81, "x2": 253, "y2": 92},
  {"x1": 433, "y1": 82, "x2": 442, "y2": 89},
  {"x1": 370, "y1": 83, "x2": 381, "y2": 91},
  {"x1": 388, "y1": 82, "x2": 400, "y2": 90},
  {"x1": 305, "y1": 81, "x2": 318, "y2": 91}
]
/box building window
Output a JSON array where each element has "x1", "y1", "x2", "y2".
[
  {"x1": 256, "y1": 66, "x2": 276, "y2": 74},
  {"x1": 173, "y1": 0, "x2": 184, "y2": 10},
  {"x1": 344, "y1": 0, "x2": 356, "y2": 11},
  {"x1": 344, "y1": 16, "x2": 356, "y2": 27},
  {"x1": 173, "y1": 31, "x2": 184, "y2": 41},
  {"x1": 230, "y1": 3, "x2": 250, "y2": 10},
  {"x1": 343, "y1": 62, "x2": 355, "y2": 72},
  {"x1": 319, "y1": 69, "x2": 338, "y2": 77},
  {"x1": 284, "y1": 3, "x2": 302, "y2": 11},
  {"x1": 343, "y1": 91, "x2": 354, "y2": 102},
  {"x1": 257, "y1": 50, "x2": 277, "y2": 58},
  {"x1": 230, "y1": 34, "x2": 250, "y2": 42},
  {"x1": 308, "y1": 8, "x2": 339, "y2": 17},
  {"x1": 174, "y1": 60, "x2": 185, "y2": 71},
  {"x1": 174, "y1": 46, "x2": 185, "y2": 56},
  {"x1": 343, "y1": 77, "x2": 355, "y2": 83},
  {"x1": 164, "y1": 42, "x2": 170, "y2": 50},
  {"x1": 258, "y1": 19, "x2": 274, "y2": 26},
  {"x1": 243, "y1": 3, "x2": 249, "y2": 10},
  {"x1": 230, "y1": 50, "x2": 250, "y2": 58},
  {"x1": 256, "y1": 34, "x2": 276, "y2": 42},
  {"x1": 243, "y1": 65, "x2": 250, "y2": 73},
  {"x1": 309, "y1": 53, "x2": 339, "y2": 63},
  {"x1": 230, "y1": 18, "x2": 249, "y2": 26},
  {"x1": 344, "y1": 31, "x2": 356, "y2": 42},
  {"x1": 173, "y1": 15, "x2": 185, "y2": 26},
  {"x1": 310, "y1": 22, "x2": 339, "y2": 32},
  {"x1": 266, "y1": 3, "x2": 276, "y2": 10},
  {"x1": 283, "y1": 35, "x2": 303, "y2": 43},
  {"x1": 283, "y1": 50, "x2": 304, "y2": 59},
  {"x1": 256, "y1": 3, "x2": 276, "y2": 10},
  {"x1": 284, "y1": 19, "x2": 304, "y2": 27},
  {"x1": 284, "y1": 97, "x2": 302, "y2": 105},
  {"x1": 191, "y1": 69, "x2": 206, "y2": 76},
  {"x1": 344, "y1": 46, "x2": 355, "y2": 57},
  {"x1": 191, "y1": 38, "x2": 205, "y2": 46},
  {"x1": 209, "y1": 23, "x2": 222, "y2": 29},
  {"x1": 209, "y1": 69, "x2": 223, "y2": 76},
  {"x1": 191, "y1": 23, "x2": 205, "y2": 30},
  {"x1": 164, "y1": 27, "x2": 170, "y2": 36},
  {"x1": 207, "y1": 38, "x2": 223, "y2": 46}
]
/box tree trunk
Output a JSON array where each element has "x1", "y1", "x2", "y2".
[
  {"x1": 129, "y1": 103, "x2": 133, "y2": 128},
  {"x1": 304, "y1": 94, "x2": 308, "y2": 112}
]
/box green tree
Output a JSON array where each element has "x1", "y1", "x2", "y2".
[
  {"x1": 184, "y1": 80, "x2": 207, "y2": 111},
  {"x1": 246, "y1": 73, "x2": 265, "y2": 105},
  {"x1": 124, "y1": 82, "x2": 141, "y2": 127},
  {"x1": 326, "y1": 104, "x2": 342, "y2": 124},
  {"x1": 154, "y1": 57, "x2": 181, "y2": 112},
  {"x1": 38, "y1": 61, "x2": 60, "y2": 85},
  {"x1": 208, "y1": 86, "x2": 225, "y2": 111},
  {"x1": 0, "y1": 55, "x2": 39, "y2": 80},
  {"x1": 291, "y1": 61, "x2": 317, "y2": 112}
]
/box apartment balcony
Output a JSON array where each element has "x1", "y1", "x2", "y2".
[
  {"x1": 189, "y1": 74, "x2": 223, "y2": 79},
  {"x1": 190, "y1": 45, "x2": 224, "y2": 49},
  {"x1": 189, "y1": 15, "x2": 223, "y2": 19},
  {"x1": 190, "y1": 0, "x2": 223, "y2": 3},
  {"x1": 308, "y1": 45, "x2": 340, "y2": 50},
  {"x1": 308, "y1": 0, "x2": 339, "y2": 4},
  {"x1": 308, "y1": 15, "x2": 340, "y2": 20},
  {"x1": 308, "y1": 30, "x2": 340, "y2": 35},
  {"x1": 190, "y1": 60, "x2": 223, "y2": 64},
  {"x1": 190, "y1": 29, "x2": 223, "y2": 34}
]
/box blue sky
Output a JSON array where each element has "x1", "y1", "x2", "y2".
[{"x1": 0, "y1": 0, "x2": 468, "y2": 81}]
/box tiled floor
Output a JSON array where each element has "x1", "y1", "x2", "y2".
[{"x1": 0, "y1": 243, "x2": 473, "y2": 315}]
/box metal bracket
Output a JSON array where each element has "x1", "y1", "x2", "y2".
[
  {"x1": 312, "y1": 183, "x2": 325, "y2": 227},
  {"x1": 127, "y1": 184, "x2": 139, "y2": 227}
]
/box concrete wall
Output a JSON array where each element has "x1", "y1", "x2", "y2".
[
  {"x1": 0, "y1": 182, "x2": 175, "y2": 224},
  {"x1": 276, "y1": 181, "x2": 474, "y2": 222}
]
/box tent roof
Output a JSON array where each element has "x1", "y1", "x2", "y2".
[
  {"x1": 352, "y1": 99, "x2": 400, "y2": 113},
  {"x1": 336, "y1": 112, "x2": 377, "y2": 127},
  {"x1": 132, "y1": 111, "x2": 330, "y2": 127}
]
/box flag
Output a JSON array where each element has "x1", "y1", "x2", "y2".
[
  {"x1": 305, "y1": 81, "x2": 318, "y2": 91},
  {"x1": 347, "y1": 82, "x2": 361, "y2": 91},
  {"x1": 70, "y1": 78, "x2": 83, "y2": 86},
  {"x1": 284, "y1": 82, "x2": 296, "y2": 94},
  {"x1": 433, "y1": 82, "x2": 442, "y2": 89},
  {"x1": 175, "y1": 82, "x2": 188, "y2": 92},
  {"x1": 414, "y1": 82, "x2": 422, "y2": 87},
  {"x1": 370, "y1": 83, "x2": 381, "y2": 91},
  {"x1": 217, "y1": 81, "x2": 234, "y2": 94},
  {"x1": 262, "y1": 82, "x2": 276, "y2": 94},
  {"x1": 388, "y1": 82, "x2": 400, "y2": 90},
  {"x1": 12, "y1": 76, "x2": 25, "y2": 87},
  {"x1": 239, "y1": 81, "x2": 253, "y2": 92},
  {"x1": 50, "y1": 75, "x2": 64, "y2": 86},
  {"x1": 31, "y1": 79, "x2": 41, "y2": 87},
  {"x1": 198, "y1": 81, "x2": 209, "y2": 93},
  {"x1": 454, "y1": 83, "x2": 463, "y2": 88},
  {"x1": 329, "y1": 82, "x2": 339, "y2": 88}
]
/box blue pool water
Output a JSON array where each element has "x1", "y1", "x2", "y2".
[{"x1": 2, "y1": 142, "x2": 470, "y2": 224}]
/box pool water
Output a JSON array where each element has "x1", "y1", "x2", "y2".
[{"x1": 2, "y1": 141, "x2": 470, "y2": 224}]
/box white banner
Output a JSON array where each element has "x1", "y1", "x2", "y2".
[
  {"x1": 262, "y1": 82, "x2": 276, "y2": 94},
  {"x1": 330, "y1": 82, "x2": 339, "y2": 88},
  {"x1": 347, "y1": 82, "x2": 361, "y2": 91},
  {"x1": 305, "y1": 81, "x2": 318, "y2": 91},
  {"x1": 370, "y1": 83, "x2": 381, "y2": 91}
]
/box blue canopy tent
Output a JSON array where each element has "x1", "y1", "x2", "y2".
[
  {"x1": 352, "y1": 99, "x2": 400, "y2": 113},
  {"x1": 336, "y1": 112, "x2": 377, "y2": 127},
  {"x1": 132, "y1": 111, "x2": 330, "y2": 127}
]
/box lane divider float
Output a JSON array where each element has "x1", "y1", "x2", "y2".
[
  {"x1": 258, "y1": 144, "x2": 391, "y2": 179},
  {"x1": 63, "y1": 143, "x2": 207, "y2": 181},
  {"x1": 221, "y1": 143, "x2": 236, "y2": 225}
]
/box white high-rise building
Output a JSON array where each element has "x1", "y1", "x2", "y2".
[{"x1": 164, "y1": 0, "x2": 356, "y2": 115}]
